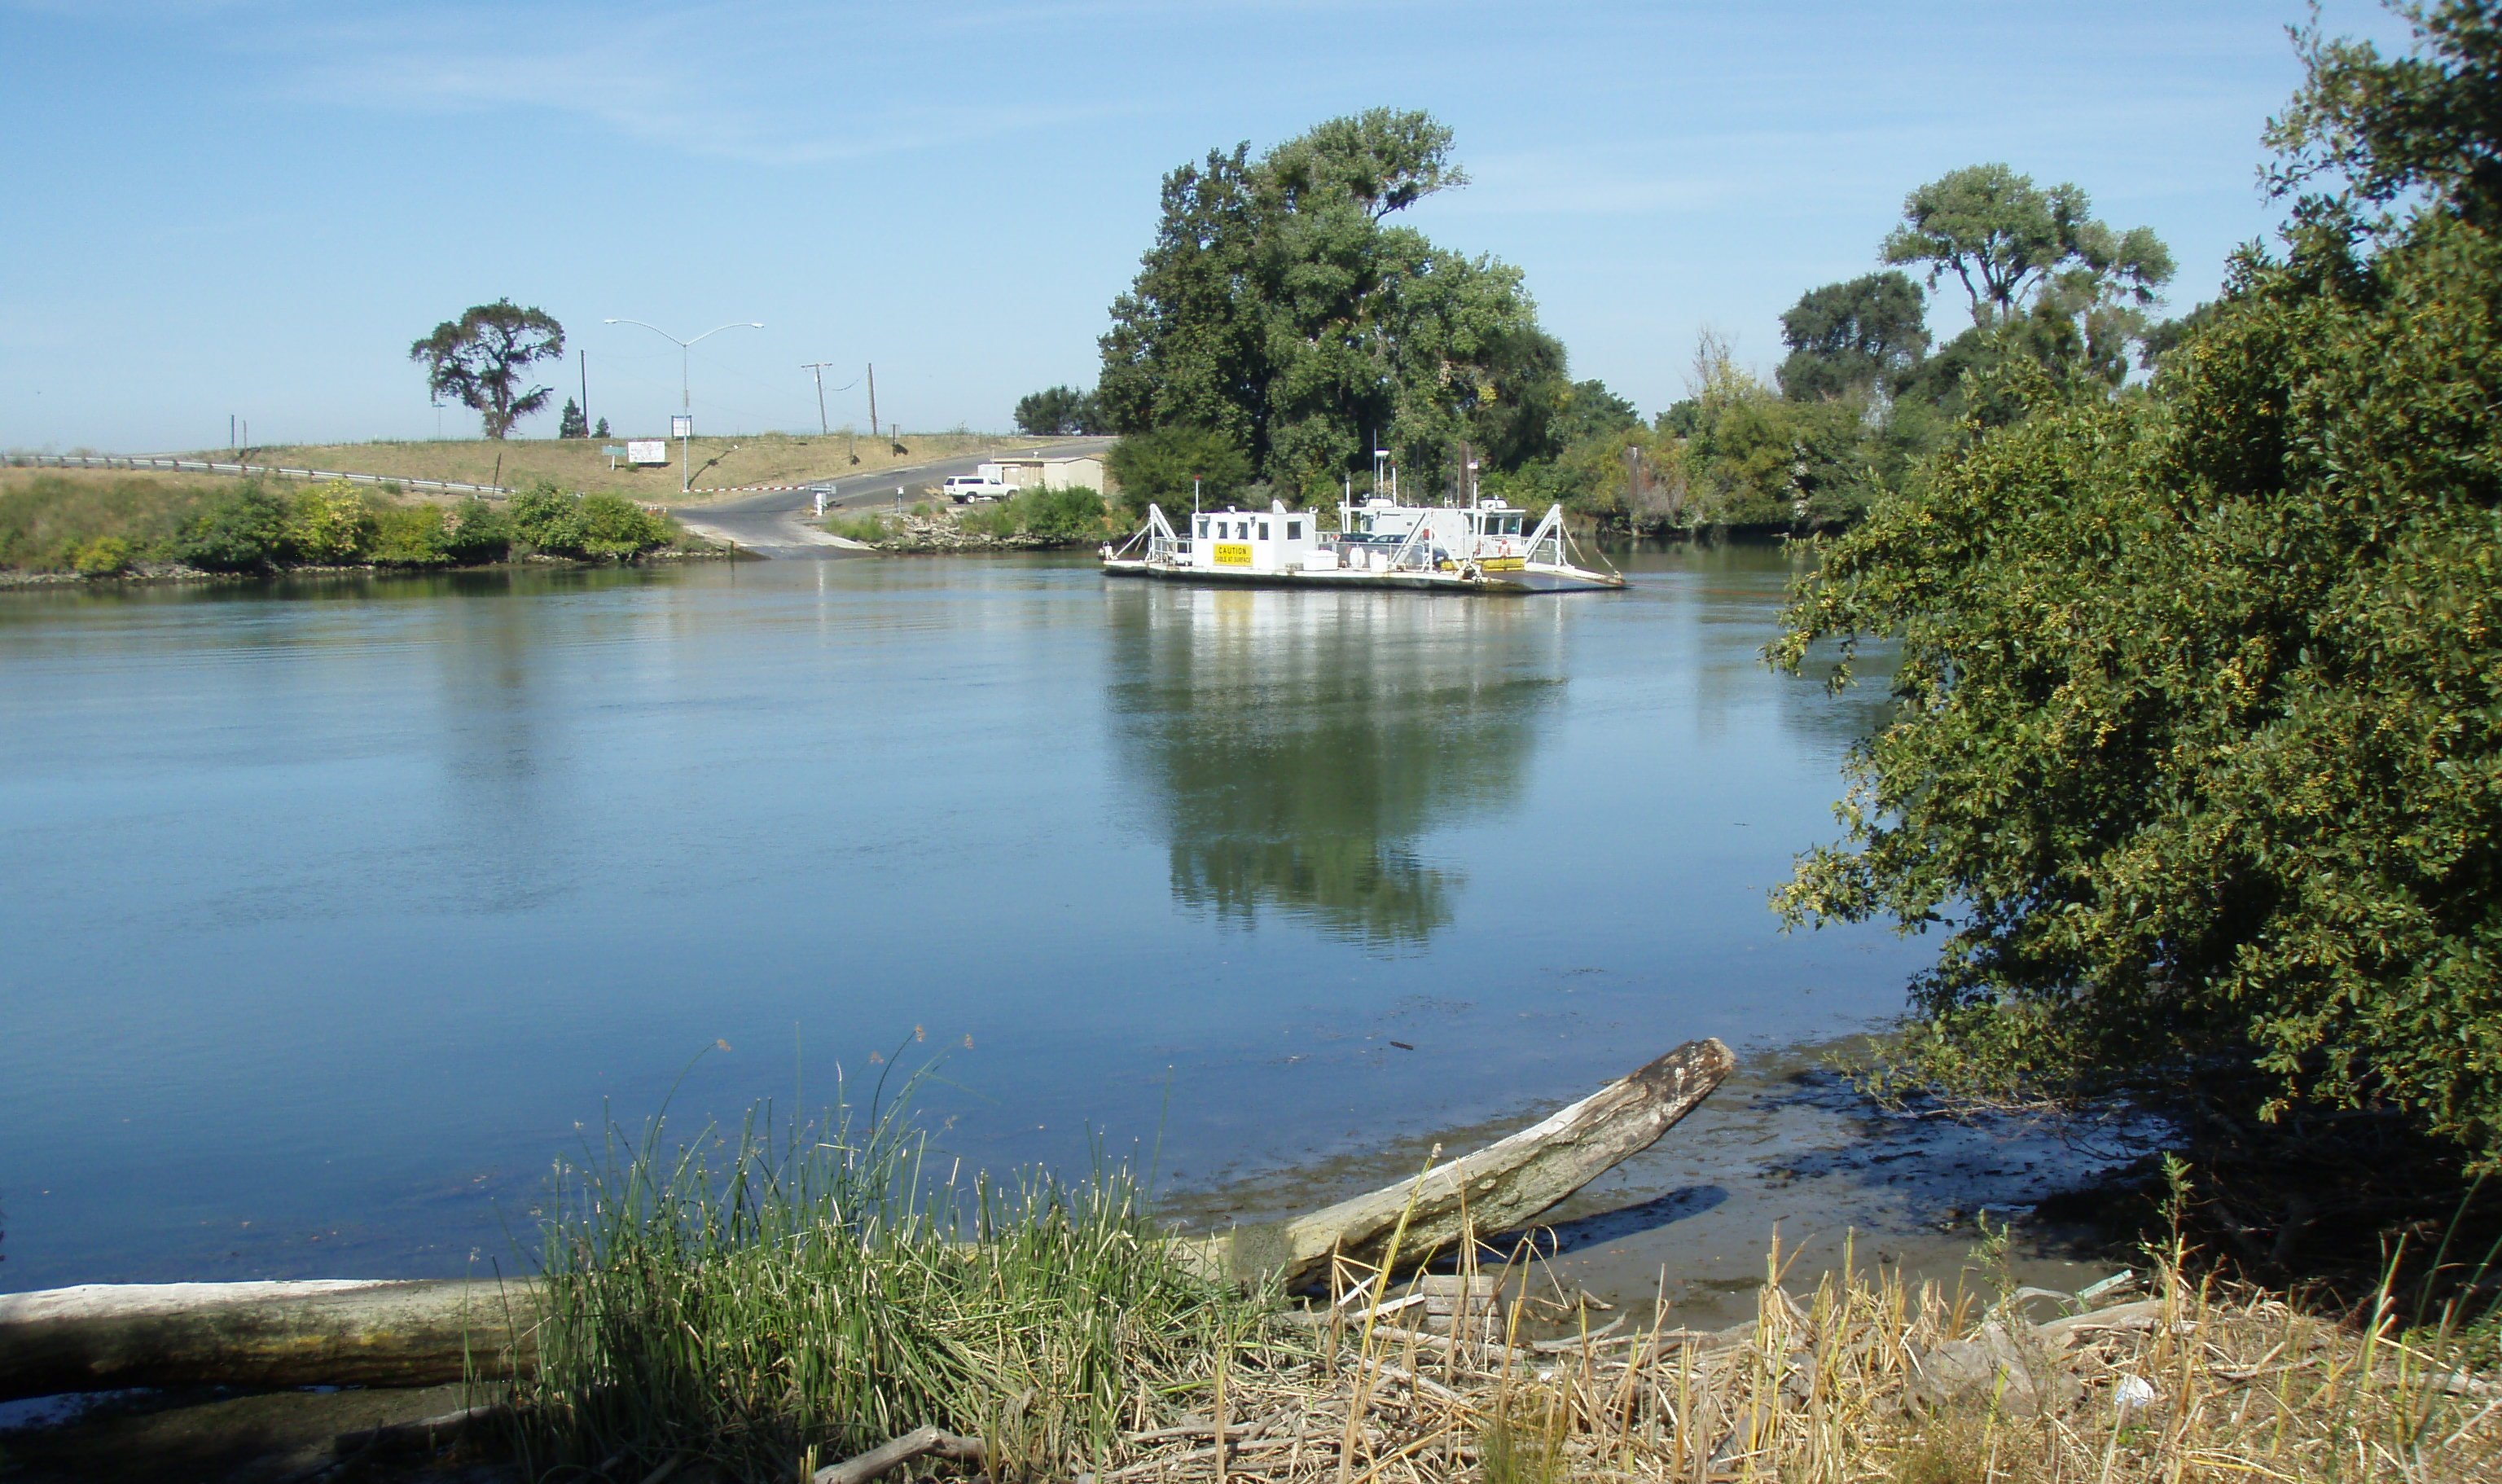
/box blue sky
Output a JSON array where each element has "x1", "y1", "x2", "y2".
[{"x1": 0, "y1": 0, "x2": 2415, "y2": 451}]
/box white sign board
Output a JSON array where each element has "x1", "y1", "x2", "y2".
[
  {"x1": 627, "y1": 440, "x2": 669, "y2": 466},
  {"x1": 669, "y1": 415, "x2": 694, "y2": 439}
]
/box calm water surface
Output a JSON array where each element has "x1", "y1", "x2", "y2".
[{"x1": 0, "y1": 548, "x2": 1932, "y2": 1292}]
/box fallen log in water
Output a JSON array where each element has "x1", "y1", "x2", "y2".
[
  {"x1": 1178, "y1": 1037, "x2": 1733, "y2": 1289},
  {"x1": 0, "y1": 1038, "x2": 1732, "y2": 1399}
]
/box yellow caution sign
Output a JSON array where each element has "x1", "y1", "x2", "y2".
[{"x1": 1213, "y1": 542, "x2": 1253, "y2": 567}]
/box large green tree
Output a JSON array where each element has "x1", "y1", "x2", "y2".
[
  {"x1": 1772, "y1": 3, "x2": 2502, "y2": 1158},
  {"x1": 1882, "y1": 165, "x2": 2175, "y2": 390},
  {"x1": 1097, "y1": 110, "x2": 1561, "y2": 499},
  {"x1": 1013, "y1": 384, "x2": 1105, "y2": 436},
  {"x1": 410, "y1": 300, "x2": 565, "y2": 440},
  {"x1": 1776, "y1": 271, "x2": 1931, "y2": 402},
  {"x1": 1881, "y1": 165, "x2": 2171, "y2": 325}
]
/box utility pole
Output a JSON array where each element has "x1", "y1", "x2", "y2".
[
  {"x1": 578, "y1": 350, "x2": 589, "y2": 436},
  {"x1": 866, "y1": 363, "x2": 878, "y2": 445},
  {"x1": 802, "y1": 362, "x2": 834, "y2": 436}
]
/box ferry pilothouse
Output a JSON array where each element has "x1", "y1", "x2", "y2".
[{"x1": 1100, "y1": 482, "x2": 1624, "y2": 594}]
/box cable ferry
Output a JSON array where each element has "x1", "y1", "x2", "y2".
[{"x1": 1102, "y1": 489, "x2": 1624, "y2": 594}]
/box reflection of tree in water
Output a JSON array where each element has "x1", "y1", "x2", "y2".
[{"x1": 1109, "y1": 587, "x2": 1562, "y2": 948}]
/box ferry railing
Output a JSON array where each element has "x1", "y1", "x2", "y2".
[
  {"x1": 1524, "y1": 504, "x2": 1569, "y2": 568},
  {"x1": 1386, "y1": 517, "x2": 1435, "y2": 572}
]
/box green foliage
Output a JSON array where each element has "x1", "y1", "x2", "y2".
[
  {"x1": 577, "y1": 492, "x2": 676, "y2": 558},
  {"x1": 287, "y1": 479, "x2": 376, "y2": 563},
  {"x1": 557, "y1": 397, "x2": 590, "y2": 440},
  {"x1": 1105, "y1": 427, "x2": 1253, "y2": 520},
  {"x1": 175, "y1": 485, "x2": 295, "y2": 571},
  {"x1": 1881, "y1": 163, "x2": 2174, "y2": 327},
  {"x1": 1097, "y1": 109, "x2": 1563, "y2": 494},
  {"x1": 957, "y1": 485, "x2": 1108, "y2": 543},
  {"x1": 409, "y1": 298, "x2": 564, "y2": 440},
  {"x1": 2266, "y1": 0, "x2": 2502, "y2": 225},
  {"x1": 0, "y1": 476, "x2": 531, "y2": 573},
  {"x1": 1551, "y1": 379, "x2": 1641, "y2": 446},
  {"x1": 436, "y1": 498, "x2": 512, "y2": 564},
  {"x1": 1018, "y1": 485, "x2": 1108, "y2": 542},
  {"x1": 1878, "y1": 164, "x2": 2175, "y2": 393},
  {"x1": 509, "y1": 481, "x2": 676, "y2": 559},
  {"x1": 1778, "y1": 271, "x2": 1930, "y2": 402},
  {"x1": 366, "y1": 503, "x2": 454, "y2": 566},
  {"x1": 71, "y1": 535, "x2": 131, "y2": 577},
  {"x1": 1771, "y1": 8, "x2": 2502, "y2": 1157},
  {"x1": 507, "y1": 483, "x2": 584, "y2": 553},
  {"x1": 1012, "y1": 384, "x2": 1105, "y2": 435}
]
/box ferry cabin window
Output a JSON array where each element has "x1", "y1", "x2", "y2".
[
  {"x1": 1258, "y1": 521, "x2": 1270, "y2": 540},
  {"x1": 1287, "y1": 520, "x2": 1301, "y2": 539},
  {"x1": 1196, "y1": 518, "x2": 1209, "y2": 538},
  {"x1": 1236, "y1": 521, "x2": 1250, "y2": 539}
]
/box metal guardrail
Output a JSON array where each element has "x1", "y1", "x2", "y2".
[{"x1": 2, "y1": 452, "x2": 513, "y2": 497}]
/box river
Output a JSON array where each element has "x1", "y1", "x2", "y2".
[{"x1": 0, "y1": 549, "x2": 2121, "y2": 1314}]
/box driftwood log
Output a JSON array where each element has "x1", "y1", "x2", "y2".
[
  {"x1": 1177, "y1": 1037, "x2": 1733, "y2": 1289},
  {"x1": 0, "y1": 1278, "x2": 537, "y2": 1399},
  {"x1": 0, "y1": 1038, "x2": 1731, "y2": 1399}
]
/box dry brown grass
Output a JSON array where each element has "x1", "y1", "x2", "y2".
[
  {"x1": 1082, "y1": 1230, "x2": 2500, "y2": 1484},
  {"x1": 155, "y1": 432, "x2": 1078, "y2": 501}
]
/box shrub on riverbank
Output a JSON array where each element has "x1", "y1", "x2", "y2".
[
  {"x1": 507, "y1": 481, "x2": 676, "y2": 559},
  {"x1": 1771, "y1": 2, "x2": 2502, "y2": 1166},
  {"x1": 957, "y1": 484, "x2": 1109, "y2": 542},
  {"x1": 0, "y1": 470, "x2": 684, "y2": 573}
]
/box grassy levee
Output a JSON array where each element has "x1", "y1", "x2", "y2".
[
  {"x1": 515, "y1": 1091, "x2": 2500, "y2": 1483},
  {"x1": 160, "y1": 432, "x2": 1074, "y2": 503}
]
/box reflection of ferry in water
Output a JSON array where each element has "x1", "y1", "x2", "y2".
[{"x1": 1102, "y1": 490, "x2": 1624, "y2": 593}]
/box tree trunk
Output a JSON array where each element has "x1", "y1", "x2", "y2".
[{"x1": 0, "y1": 1040, "x2": 1731, "y2": 1398}]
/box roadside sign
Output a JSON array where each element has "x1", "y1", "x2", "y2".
[
  {"x1": 670, "y1": 415, "x2": 694, "y2": 439},
  {"x1": 627, "y1": 439, "x2": 668, "y2": 465}
]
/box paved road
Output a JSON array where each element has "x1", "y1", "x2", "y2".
[{"x1": 669, "y1": 437, "x2": 1116, "y2": 557}]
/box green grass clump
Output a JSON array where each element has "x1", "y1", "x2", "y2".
[
  {"x1": 515, "y1": 1084, "x2": 1258, "y2": 1482},
  {"x1": 822, "y1": 510, "x2": 892, "y2": 544}
]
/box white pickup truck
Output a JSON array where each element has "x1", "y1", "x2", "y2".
[{"x1": 942, "y1": 468, "x2": 1015, "y2": 503}]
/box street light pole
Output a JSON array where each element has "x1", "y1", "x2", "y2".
[{"x1": 604, "y1": 318, "x2": 763, "y2": 495}]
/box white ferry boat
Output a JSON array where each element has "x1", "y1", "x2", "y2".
[{"x1": 1102, "y1": 493, "x2": 1624, "y2": 593}]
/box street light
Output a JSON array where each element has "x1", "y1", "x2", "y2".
[{"x1": 604, "y1": 318, "x2": 763, "y2": 494}]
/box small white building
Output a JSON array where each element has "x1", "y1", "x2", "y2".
[{"x1": 991, "y1": 454, "x2": 1106, "y2": 493}]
